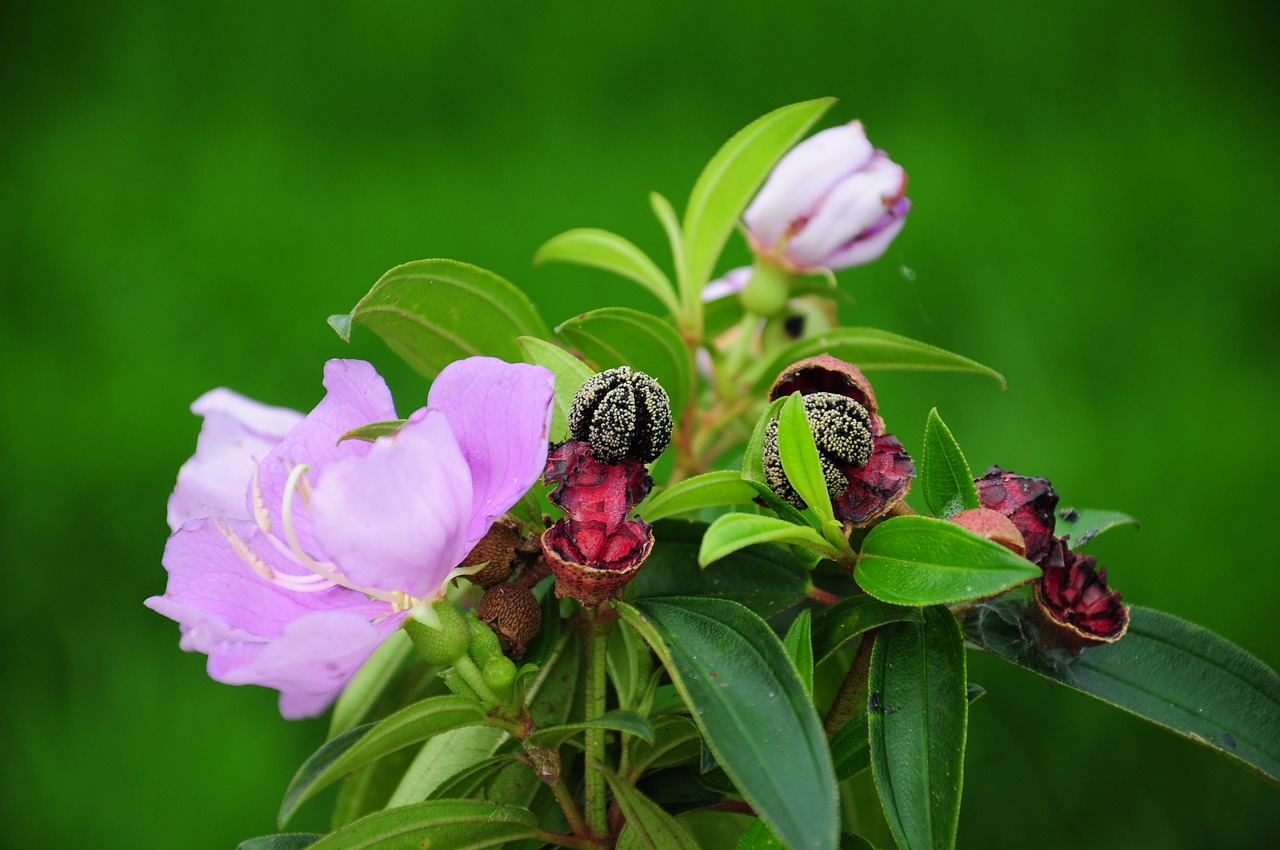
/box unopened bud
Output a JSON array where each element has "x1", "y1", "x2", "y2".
[
  {"x1": 476, "y1": 584, "x2": 543, "y2": 659},
  {"x1": 457, "y1": 522, "x2": 518, "y2": 587}
]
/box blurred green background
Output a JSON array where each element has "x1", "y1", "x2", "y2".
[{"x1": 3, "y1": 1, "x2": 1277, "y2": 847}]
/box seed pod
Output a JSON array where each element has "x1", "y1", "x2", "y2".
[
  {"x1": 1029, "y1": 536, "x2": 1129, "y2": 653},
  {"x1": 456, "y1": 522, "x2": 518, "y2": 587},
  {"x1": 475, "y1": 584, "x2": 542, "y2": 659},
  {"x1": 761, "y1": 392, "x2": 874, "y2": 510},
  {"x1": 568, "y1": 366, "x2": 673, "y2": 464}
]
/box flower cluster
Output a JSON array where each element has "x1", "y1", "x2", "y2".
[{"x1": 147, "y1": 357, "x2": 554, "y2": 717}]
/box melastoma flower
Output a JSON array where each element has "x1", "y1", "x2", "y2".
[
  {"x1": 146, "y1": 357, "x2": 554, "y2": 718},
  {"x1": 744, "y1": 121, "x2": 910, "y2": 273}
]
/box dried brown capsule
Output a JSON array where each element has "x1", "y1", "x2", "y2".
[
  {"x1": 542, "y1": 517, "x2": 654, "y2": 607},
  {"x1": 568, "y1": 366, "x2": 673, "y2": 464},
  {"x1": 1030, "y1": 536, "x2": 1129, "y2": 652},
  {"x1": 475, "y1": 584, "x2": 542, "y2": 659},
  {"x1": 456, "y1": 522, "x2": 519, "y2": 588},
  {"x1": 761, "y1": 392, "x2": 874, "y2": 510}
]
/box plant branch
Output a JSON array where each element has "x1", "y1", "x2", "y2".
[
  {"x1": 581, "y1": 605, "x2": 614, "y2": 839},
  {"x1": 823, "y1": 629, "x2": 877, "y2": 736}
]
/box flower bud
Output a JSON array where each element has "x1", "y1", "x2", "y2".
[
  {"x1": 482, "y1": 655, "x2": 518, "y2": 703},
  {"x1": 456, "y1": 522, "x2": 519, "y2": 588},
  {"x1": 950, "y1": 508, "x2": 1026, "y2": 557},
  {"x1": 762, "y1": 392, "x2": 874, "y2": 510},
  {"x1": 475, "y1": 584, "x2": 543, "y2": 660},
  {"x1": 744, "y1": 121, "x2": 910, "y2": 273},
  {"x1": 568, "y1": 366, "x2": 673, "y2": 464},
  {"x1": 466, "y1": 610, "x2": 504, "y2": 666}
]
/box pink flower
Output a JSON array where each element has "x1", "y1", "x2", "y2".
[
  {"x1": 744, "y1": 121, "x2": 910, "y2": 273},
  {"x1": 147, "y1": 357, "x2": 554, "y2": 718}
]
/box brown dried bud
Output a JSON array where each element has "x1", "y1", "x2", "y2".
[
  {"x1": 475, "y1": 584, "x2": 542, "y2": 659},
  {"x1": 1030, "y1": 537, "x2": 1129, "y2": 653},
  {"x1": 456, "y1": 522, "x2": 519, "y2": 587},
  {"x1": 950, "y1": 508, "x2": 1027, "y2": 557},
  {"x1": 761, "y1": 392, "x2": 874, "y2": 510},
  {"x1": 568, "y1": 366, "x2": 673, "y2": 464}
]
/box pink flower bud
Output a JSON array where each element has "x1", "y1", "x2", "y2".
[{"x1": 744, "y1": 121, "x2": 910, "y2": 273}]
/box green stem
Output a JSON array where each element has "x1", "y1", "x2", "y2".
[
  {"x1": 823, "y1": 630, "x2": 877, "y2": 736},
  {"x1": 719, "y1": 311, "x2": 761, "y2": 398},
  {"x1": 534, "y1": 828, "x2": 603, "y2": 850},
  {"x1": 581, "y1": 606, "x2": 613, "y2": 839}
]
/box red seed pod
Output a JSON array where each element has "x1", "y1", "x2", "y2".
[
  {"x1": 1030, "y1": 536, "x2": 1129, "y2": 653},
  {"x1": 542, "y1": 517, "x2": 654, "y2": 607},
  {"x1": 974, "y1": 467, "x2": 1059, "y2": 566}
]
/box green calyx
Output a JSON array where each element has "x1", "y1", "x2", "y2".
[
  {"x1": 739, "y1": 260, "x2": 795, "y2": 317},
  {"x1": 403, "y1": 598, "x2": 471, "y2": 665}
]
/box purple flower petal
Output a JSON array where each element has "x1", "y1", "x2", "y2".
[
  {"x1": 255, "y1": 360, "x2": 398, "y2": 556},
  {"x1": 787, "y1": 154, "x2": 907, "y2": 269},
  {"x1": 745, "y1": 122, "x2": 874, "y2": 250},
  {"x1": 821, "y1": 198, "x2": 910, "y2": 269},
  {"x1": 701, "y1": 266, "x2": 753, "y2": 302},
  {"x1": 311, "y1": 409, "x2": 475, "y2": 599},
  {"x1": 427, "y1": 357, "x2": 555, "y2": 545},
  {"x1": 167, "y1": 389, "x2": 303, "y2": 531}
]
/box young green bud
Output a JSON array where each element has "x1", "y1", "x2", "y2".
[
  {"x1": 482, "y1": 655, "x2": 518, "y2": 704},
  {"x1": 466, "y1": 610, "x2": 505, "y2": 666},
  {"x1": 439, "y1": 667, "x2": 481, "y2": 701},
  {"x1": 403, "y1": 598, "x2": 470, "y2": 666}
]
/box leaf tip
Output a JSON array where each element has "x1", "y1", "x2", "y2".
[{"x1": 326, "y1": 312, "x2": 353, "y2": 342}]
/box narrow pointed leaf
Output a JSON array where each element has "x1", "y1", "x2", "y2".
[
  {"x1": 630, "y1": 716, "x2": 702, "y2": 775},
  {"x1": 856, "y1": 515, "x2": 1041, "y2": 606},
  {"x1": 637, "y1": 470, "x2": 762, "y2": 522},
  {"x1": 533, "y1": 710, "x2": 655, "y2": 745},
  {"x1": 237, "y1": 836, "x2": 321, "y2": 850},
  {"x1": 608, "y1": 615, "x2": 654, "y2": 710},
  {"x1": 279, "y1": 695, "x2": 489, "y2": 826},
  {"x1": 305, "y1": 800, "x2": 537, "y2": 850},
  {"x1": 701, "y1": 512, "x2": 838, "y2": 565},
  {"x1": 328, "y1": 630, "x2": 414, "y2": 738},
  {"x1": 607, "y1": 775, "x2": 701, "y2": 848},
  {"x1": 813, "y1": 596, "x2": 921, "y2": 666},
  {"x1": 967, "y1": 602, "x2": 1280, "y2": 785},
  {"x1": 783, "y1": 611, "x2": 814, "y2": 697},
  {"x1": 869, "y1": 607, "x2": 967, "y2": 850},
  {"x1": 516, "y1": 335, "x2": 594, "y2": 441},
  {"x1": 637, "y1": 520, "x2": 812, "y2": 618},
  {"x1": 556, "y1": 307, "x2": 692, "y2": 424},
  {"x1": 777, "y1": 392, "x2": 835, "y2": 523},
  {"x1": 335, "y1": 259, "x2": 549, "y2": 379},
  {"x1": 742, "y1": 397, "x2": 787, "y2": 488},
  {"x1": 749, "y1": 327, "x2": 1005, "y2": 393},
  {"x1": 1053, "y1": 507, "x2": 1140, "y2": 549},
  {"x1": 337, "y1": 420, "x2": 407, "y2": 444},
  {"x1": 620, "y1": 598, "x2": 839, "y2": 850},
  {"x1": 536, "y1": 228, "x2": 681, "y2": 316},
  {"x1": 829, "y1": 714, "x2": 871, "y2": 781},
  {"x1": 387, "y1": 725, "x2": 506, "y2": 807},
  {"x1": 920, "y1": 408, "x2": 980, "y2": 519},
  {"x1": 682, "y1": 98, "x2": 835, "y2": 294}
]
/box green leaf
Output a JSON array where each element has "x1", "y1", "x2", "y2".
[
  {"x1": 328, "y1": 630, "x2": 415, "y2": 738},
  {"x1": 515, "y1": 335, "x2": 595, "y2": 441},
  {"x1": 856, "y1": 515, "x2": 1041, "y2": 606},
  {"x1": 777, "y1": 392, "x2": 835, "y2": 524},
  {"x1": 637, "y1": 470, "x2": 762, "y2": 522},
  {"x1": 748, "y1": 327, "x2": 1006, "y2": 393},
  {"x1": 236, "y1": 836, "x2": 321, "y2": 850},
  {"x1": 920, "y1": 408, "x2": 980, "y2": 519},
  {"x1": 681, "y1": 99, "x2": 835, "y2": 295},
  {"x1": 607, "y1": 776, "x2": 702, "y2": 850},
  {"x1": 556, "y1": 307, "x2": 693, "y2": 423},
  {"x1": 869, "y1": 607, "x2": 967, "y2": 850},
  {"x1": 737, "y1": 819, "x2": 783, "y2": 850},
  {"x1": 333, "y1": 259, "x2": 550, "y2": 379},
  {"x1": 305, "y1": 800, "x2": 537, "y2": 850},
  {"x1": 608, "y1": 615, "x2": 654, "y2": 710},
  {"x1": 337, "y1": 420, "x2": 407, "y2": 444},
  {"x1": 535, "y1": 228, "x2": 681, "y2": 316},
  {"x1": 1054, "y1": 507, "x2": 1140, "y2": 549},
  {"x1": 524, "y1": 628, "x2": 584, "y2": 727},
  {"x1": 386, "y1": 725, "x2": 507, "y2": 807},
  {"x1": 967, "y1": 602, "x2": 1280, "y2": 786},
  {"x1": 636, "y1": 520, "x2": 812, "y2": 619},
  {"x1": 629, "y1": 716, "x2": 702, "y2": 775},
  {"x1": 782, "y1": 610, "x2": 814, "y2": 697},
  {"x1": 279, "y1": 695, "x2": 489, "y2": 826},
  {"x1": 812, "y1": 596, "x2": 921, "y2": 666},
  {"x1": 840, "y1": 835, "x2": 876, "y2": 850},
  {"x1": 621, "y1": 598, "x2": 839, "y2": 850},
  {"x1": 829, "y1": 714, "x2": 870, "y2": 781},
  {"x1": 533, "y1": 710, "x2": 656, "y2": 746},
  {"x1": 700, "y1": 512, "x2": 839, "y2": 566},
  {"x1": 742, "y1": 397, "x2": 787, "y2": 489}
]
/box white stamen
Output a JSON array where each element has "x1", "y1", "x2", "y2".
[
  {"x1": 251, "y1": 465, "x2": 271, "y2": 534},
  {"x1": 211, "y1": 515, "x2": 275, "y2": 581}
]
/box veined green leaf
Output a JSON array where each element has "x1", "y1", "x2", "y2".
[
  {"x1": 700, "y1": 512, "x2": 839, "y2": 566},
  {"x1": 332, "y1": 259, "x2": 549, "y2": 379},
  {"x1": 1054, "y1": 507, "x2": 1140, "y2": 549},
  {"x1": 776, "y1": 393, "x2": 837, "y2": 527},
  {"x1": 279, "y1": 695, "x2": 489, "y2": 827},
  {"x1": 337, "y1": 420, "x2": 407, "y2": 444},
  {"x1": 516, "y1": 335, "x2": 594, "y2": 441},
  {"x1": 535, "y1": 228, "x2": 681, "y2": 316},
  {"x1": 328, "y1": 630, "x2": 414, "y2": 738},
  {"x1": 749, "y1": 327, "x2": 1006, "y2": 393},
  {"x1": 783, "y1": 610, "x2": 814, "y2": 697},
  {"x1": 236, "y1": 836, "x2": 321, "y2": 850},
  {"x1": 813, "y1": 596, "x2": 921, "y2": 666},
  {"x1": 869, "y1": 607, "x2": 967, "y2": 850},
  {"x1": 967, "y1": 602, "x2": 1280, "y2": 786},
  {"x1": 742, "y1": 397, "x2": 787, "y2": 488},
  {"x1": 856, "y1": 515, "x2": 1041, "y2": 606},
  {"x1": 681, "y1": 99, "x2": 835, "y2": 296},
  {"x1": 920, "y1": 408, "x2": 980, "y2": 519},
  {"x1": 636, "y1": 520, "x2": 811, "y2": 619},
  {"x1": 533, "y1": 710, "x2": 655, "y2": 746},
  {"x1": 556, "y1": 307, "x2": 693, "y2": 424},
  {"x1": 386, "y1": 725, "x2": 506, "y2": 807},
  {"x1": 621, "y1": 598, "x2": 839, "y2": 850},
  {"x1": 607, "y1": 775, "x2": 702, "y2": 850},
  {"x1": 608, "y1": 615, "x2": 654, "y2": 711},
  {"x1": 305, "y1": 800, "x2": 537, "y2": 850},
  {"x1": 637, "y1": 470, "x2": 762, "y2": 522},
  {"x1": 829, "y1": 714, "x2": 870, "y2": 781},
  {"x1": 629, "y1": 716, "x2": 702, "y2": 776}
]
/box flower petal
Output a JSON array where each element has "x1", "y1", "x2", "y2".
[
  {"x1": 255, "y1": 360, "x2": 398, "y2": 555},
  {"x1": 745, "y1": 121, "x2": 875, "y2": 251},
  {"x1": 311, "y1": 409, "x2": 474, "y2": 599},
  {"x1": 786, "y1": 153, "x2": 907, "y2": 270},
  {"x1": 167, "y1": 389, "x2": 303, "y2": 531},
  {"x1": 427, "y1": 357, "x2": 555, "y2": 545},
  {"x1": 820, "y1": 196, "x2": 911, "y2": 270}
]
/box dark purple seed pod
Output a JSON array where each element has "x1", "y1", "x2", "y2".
[
  {"x1": 568, "y1": 366, "x2": 673, "y2": 464},
  {"x1": 762, "y1": 392, "x2": 874, "y2": 510}
]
